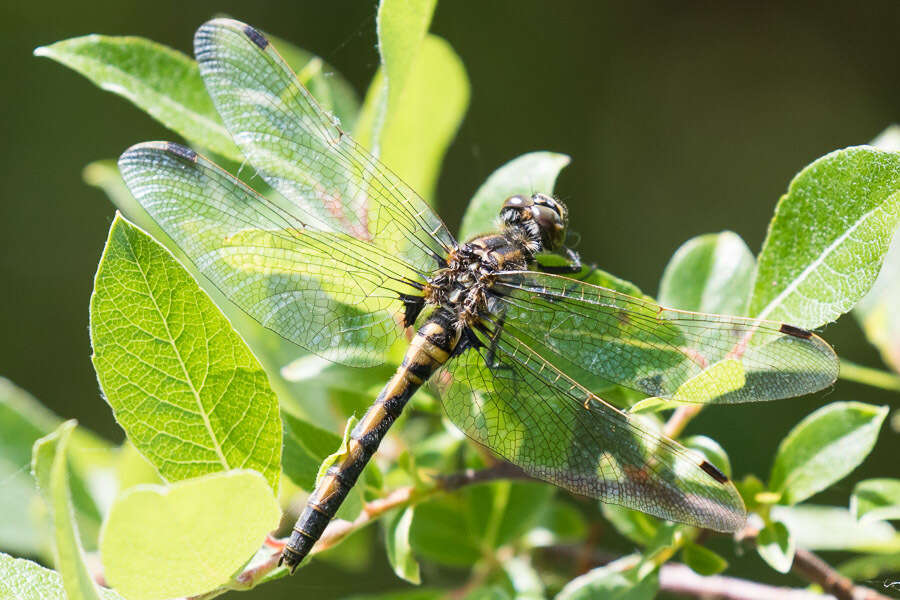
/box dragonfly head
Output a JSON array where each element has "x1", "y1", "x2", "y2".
[{"x1": 501, "y1": 193, "x2": 569, "y2": 252}]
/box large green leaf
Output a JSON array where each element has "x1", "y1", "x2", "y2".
[
  {"x1": 0, "y1": 553, "x2": 123, "y2": 600},
  {"x1": 90, "y1": 214, "x2": 282, "y2": 491},
  {"x1": 771, "y1": 505, "x2": 900, "y2": 553},
  {"x1": 31, "y1": 421, "x2": 102, "y2": 600},
  {"x1": 769, "y1": 402, "x2": 888, "y2": 505},
  {"x1": 658, "y1": 231, "x2": 755, "y2": 315},
  {"x1": 35, "y1": 35, "x2": 241, "y2": 160},
  {"x1": 100, "y1": 470, "x2": 281, "y2": 600},
  {"x1": 458, "y1": 152, "x2": 571, "y2": 242},
  {"x1": 852, "y1": 479, "x2": 900, "y2": 523},
  {"x1": 750, "y1": 147, "x2": 900, "y2": 328},
  {"x1": 378, "y1": 34, "x2": 469, "y2": 202},
  {"x1": 36, "y1": 33, "x2": 359, "y2": 163},
  {"x1": 357, "y1": 0, "x2": 436, "y2": 155}
]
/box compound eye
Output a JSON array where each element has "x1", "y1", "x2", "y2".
[
  {"x1": 503, "y1": 194, "x2": 530, "y2": 209},
  {"x1": 532, "y1": 205, "x2": 567, "y2": 251},
  {"x1": 532, "y1": 193, "x2": 563, "y2": 217}
]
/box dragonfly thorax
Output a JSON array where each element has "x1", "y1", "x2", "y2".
[{"x1": 425, "y1": 213, "x2": 546, "y2": 328}]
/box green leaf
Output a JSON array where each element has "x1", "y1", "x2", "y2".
[
  {"x1": 769, "y1": 401, "x2": 888, "y2": 505},
  {"x1": 771, "y1": 505, "x2": 900, "y2": 552},
  {"x1": 682, "y1": 435, "x2": 732, "y2": 480},
  {"x1": 556, "y1": 565, "x2": 658, "y2": 600},
  {"x1": 35, "y1": 36, "x2": 242, "y2": 160},
  {"x1": 682, "y1": 541, "x2": 728, "y2": 576},
  {"x1": 385, "y1": 506, "x2": 420, "y2": 584},
  {"x1": 31, "y1": 421, "x2": 102, "y2": 600},
  {"x1": 458, "y1": 152, "x2": 571, "y2": 242},
  {"x1": 854, "y1": 127, "x2": 900, "y2": 373},
  {"x1": 756, "y1": 521, "x2": 795, "y2": 574},
  {"x1": 852, "y1": 479, "x2": 900, "y2": 523},
  {"x1": 282, "y1": 411, "x2": 341, "y2": 491},
  {"x1": 377, "y1": 0, "x2": 437, "y2": 130},
  {"x1": 90, "y1": 214, "x2": 282, "y2": 491},
  {"x1": 658, "y1": 231, "x2": 755, "y2": 315},
  {"x1": 0, "y1": 553, "x2": 124, "y2": 600},
  {"x1": 377, "y1": 34, "x2": 469, "y2": 202},
  {"x1": 750, "y1": 146, "x2": 900, "y2": 328},
  {"x1": 100, "y1": 469, "x2": 281, "y2": 600}
]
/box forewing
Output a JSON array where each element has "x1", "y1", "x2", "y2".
[
  {"x1": 434, "y1": 327, "x2": 746, "y2": 531},
  {"x1": 118, "y1": 142, "x2": 427, "y2": 367},
  {"x1": 194, "y1": 18, "x2": 455, "y2": 274},
  {"x1": 492, "y1": 271, "x2": 838, "y2": 403}
]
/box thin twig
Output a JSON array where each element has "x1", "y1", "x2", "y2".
[
  {"x1": 839, "y1": 359, "x2": 900, "y2": 392},
  {"x1": 663, "y1": 404, "x2": 703, "y2": 439},
  {"x1": 659, "y1": 562, "x2": 838, "y2": 600},
  {"x1": 737, "y1": 524, "x2": 892, "y2": 600}
]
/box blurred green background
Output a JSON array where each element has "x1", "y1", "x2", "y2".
[{"x1": 3, "y1": 1, "x2": 899, "y2": 597}]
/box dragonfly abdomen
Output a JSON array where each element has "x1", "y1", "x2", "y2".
[{"x1": 281, "y1": 310, "x2": 460, "y2": 572}]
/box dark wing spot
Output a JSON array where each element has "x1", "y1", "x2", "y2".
[
  {"x1": 699, "y1": 460, "x2": 729, "y2": 484},
  {"x1": 243, "y1": 24, "x2": 269, "y2": 49},
  {"x1": 779, "y1": 323, "x2": 813, "y2": 339},
  {"x1": 165, "y1": 143, "x2": 197, "y2": 163}
]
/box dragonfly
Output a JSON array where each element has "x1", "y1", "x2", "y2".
[{"x1": 118, "y1": 18, "x2": 839, "y2": 572}]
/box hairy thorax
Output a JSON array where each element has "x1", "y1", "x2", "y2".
[{"x1": 424, "y1": 231, "x2": 532, "y2": 329}]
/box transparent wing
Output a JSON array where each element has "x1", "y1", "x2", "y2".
[
  {"x1": 491, "y1": 271, "x2": 838, "y2": 403},
  {"x1": 434, "y1": 325, "x2": 746, "y2": 531},
  {"x1": 194, "y1": 18, "x2": 455, "y2": 274},
  {"x1": 119, "y1": 142, "x2": 428, "y2": 367}
]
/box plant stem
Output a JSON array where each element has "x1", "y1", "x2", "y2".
[
  {"x1": 736, "y1": 524, "x2": 892, "y2": 600},
  {"x1": 839, "y1": 359, "x2": 900, "y2": 392}
]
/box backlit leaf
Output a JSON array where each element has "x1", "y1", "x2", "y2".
[
  {"x1": 769, "y1": 402, "x2": 888, "y2": 505},
  {"x1": 35, "y1": 35, "x2": 241, "y2": 160},
  {"x1": 100, "y1": 470, "x2": 281, "y2": 600},
  {"x1": 750, "y1": 147, "x2": 900, "y2": 328},
  {"x1": 756, "y1": 520, "x2": 794, "y2": 574},
  {"x1": 90, "y1": 214, "x2": 282, "y2": 491},
  {"x1": 659, "y1": 231, "x2": 755, "y2": 316}
]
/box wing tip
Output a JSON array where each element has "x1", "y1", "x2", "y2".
[
  {"x1": 242, "y1": 24, "x2": 270, "y2": 49},
  {"x1": 119, "y1": 141, "x2": 198, "y2": 167}
]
